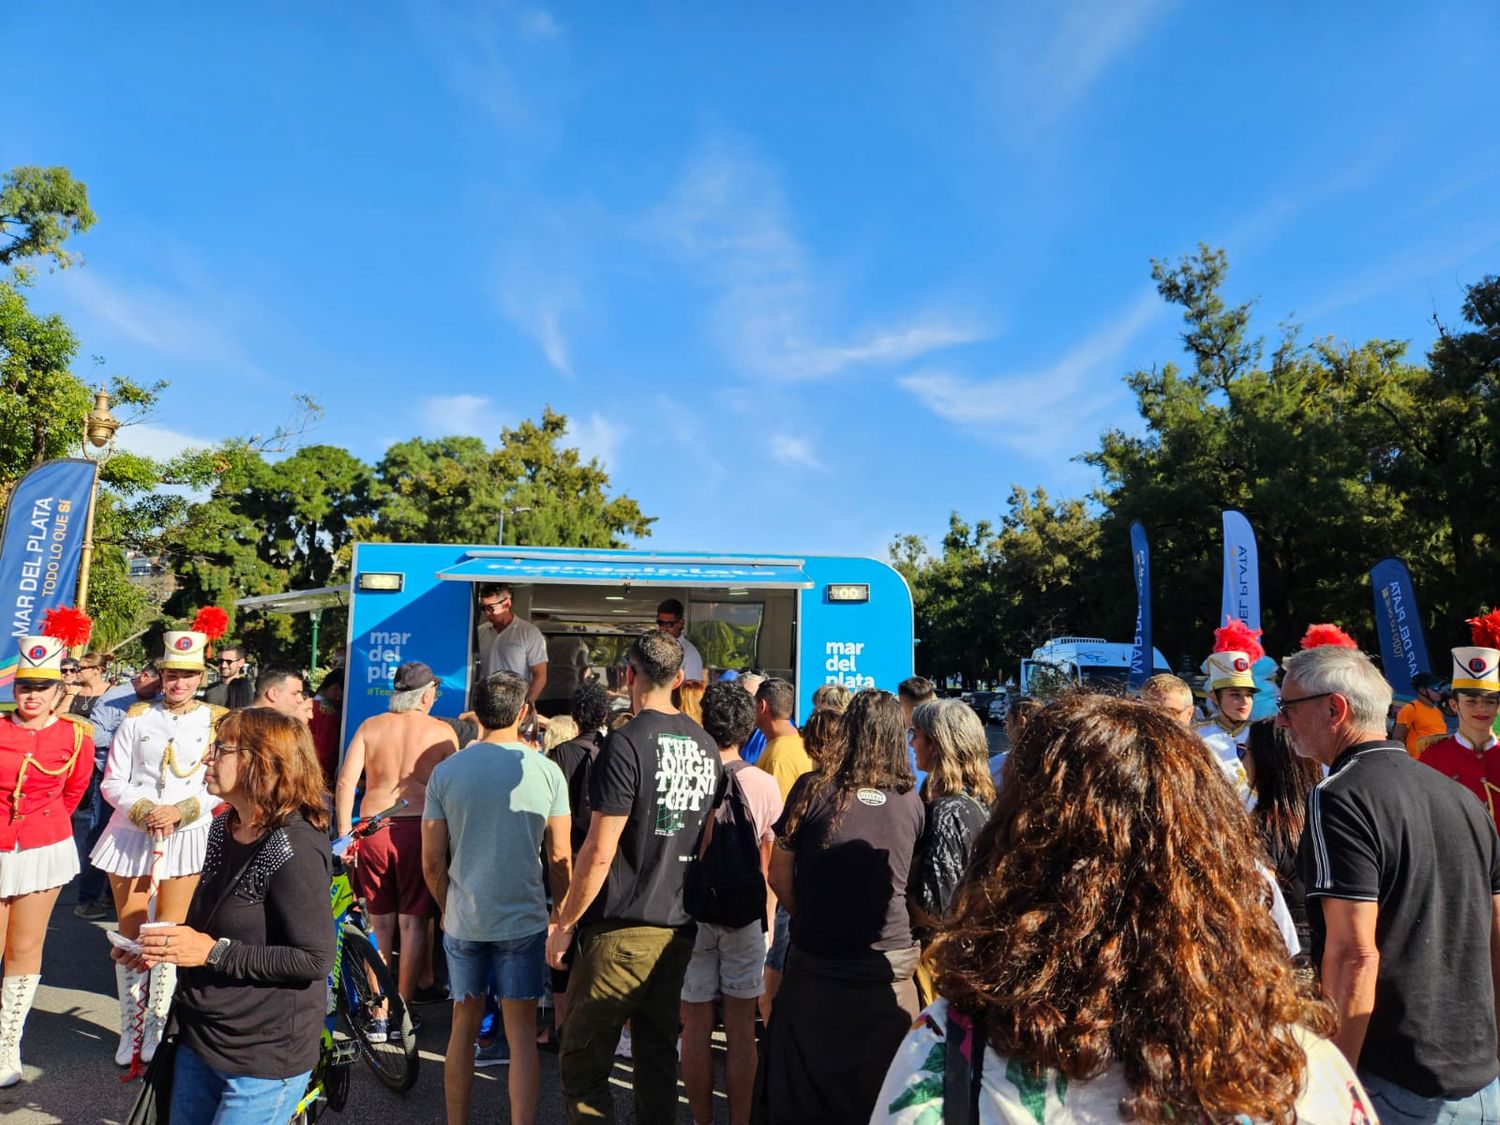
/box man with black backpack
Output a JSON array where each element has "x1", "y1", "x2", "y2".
[{"x1": 681, "y1": 682, "x2": 785, "y2": 1125}]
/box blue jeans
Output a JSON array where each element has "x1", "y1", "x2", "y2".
[
  {"x1": 1359, "y1": 1071, "x2": 1500, "y2": 1125},
  {"x1": 170, "y1": 1043, "x2": 312, "y2": 1125},
  {"x1": 446, "y1": 931, "x2": 547, "y2": 1001},
  {"x1": 75, "y1": 759, "x2": 110, "y2": 905}
]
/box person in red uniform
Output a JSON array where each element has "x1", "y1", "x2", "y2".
[
  {"x1": 0, "y1": 631, "x2": 95, "y2": 1088},
  {"x1": 1419, "y1": 611, "x2": 1500, "y2": 823}
]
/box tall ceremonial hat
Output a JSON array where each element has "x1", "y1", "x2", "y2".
[
  {"x1": 159, "y1": 606, "x2": 229, "y2": 672},
  {"x1": 1453, "y1": 611, "x2": 1500, "y2": 692},
  {"x1": 15, "y1": 607, "x2": 95, "y2": 683},
  {"x1": 1206, "y1": 618, "x2": 1264, "y2": 692}
]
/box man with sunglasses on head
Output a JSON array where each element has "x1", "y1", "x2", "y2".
[
  {"x1": 655, "y1": 598, "x2": 704, "y2": 681},
  {"x1": 1282, "y1": 641, "x2": 1500, "y2": 1120},
  {"x1": 475, "y1": 583, "x2": 548, "y2": 710},
  {"x1": 203, "y1": 644, "x2": 248, "y2": 707}
]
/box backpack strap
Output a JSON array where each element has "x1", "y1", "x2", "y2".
[{"x1": 943, "y1": 1005, "x2": 985, "y2": 1125}]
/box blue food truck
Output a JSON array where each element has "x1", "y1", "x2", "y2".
[{"x1": 313, "y1": 543, "x2": 914, "y2": 750}]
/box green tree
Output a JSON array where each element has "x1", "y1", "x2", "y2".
[{"x1": 0, "y1": 166, "x2": 95, "y2": 269}]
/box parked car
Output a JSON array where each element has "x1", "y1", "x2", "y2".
[
  {"x1": 988, "y1": 694, "x2": 1009, "y2": 725},
  {"x1": 968, "y1": 691, "x2": 997, "y2": 721}
]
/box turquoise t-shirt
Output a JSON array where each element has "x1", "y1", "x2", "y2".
[{"x1": 423, "y1": 740, "x2": 569, "y2": 942}]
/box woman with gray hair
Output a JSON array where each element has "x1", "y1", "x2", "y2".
[{"x1": 907, "y1": 698, "x2": 995, "y2": 1003}]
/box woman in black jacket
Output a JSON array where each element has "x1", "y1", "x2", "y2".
[
  {"x1": 908, "y1": 697, "x2": 995, "y2": 1002},
  {"x1": 121, "y1": 707, "x2": 334, "y2": 1124}
]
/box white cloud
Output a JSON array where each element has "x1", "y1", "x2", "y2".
[
  {"x1": 900, "y1": 291, "x2": 1160, "y2": 461},
  {"x1": 1302, "y1": 223, "x2": 1500, "y2": 322},
  {"x1": 418, "y1": 394, "x2": 507, "y2": 440},
  {"x1": 113, "y1": 422, "x2": 214, "y2": 462},
  {"x1": 650, "y1": 137, "x2": 986, "y2": 380},
  {"x1": 500, "y1": 286, "x2": 576, "y2": 376},
  {"x1": 567, "y1": 412, "x2": 625, "y2": 468},
  {"x1": 997, "y1": 0, "x2": 1177, "y2": 127},
  {"x1": 769, "y1": 434, "x2": 823, "y2": 471},
  {"x1": 519, "y1": 6, "x2": 561, "y2": 40},
  {"x1": 47, "y1": 268, "x2": 269, "y2": 381}
]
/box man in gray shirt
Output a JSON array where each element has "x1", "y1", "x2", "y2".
[
  {"x1": 475, "y1": 583, "x2": 549, "y2": 708},
  {"x1": 422, "y1": 671, "x2": 571, "y2": 1125}
]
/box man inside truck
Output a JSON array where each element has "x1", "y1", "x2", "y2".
[
  {"x1": 655, "y1": 598, "x2": 705, "y2": 681},
  {"x1": 476, "y1": 582, "x2": 549, "y2": 706}
]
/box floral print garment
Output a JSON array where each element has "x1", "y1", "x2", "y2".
[{"x1": 872, "y1": 999, "x2": 1376, "y2": 1125}]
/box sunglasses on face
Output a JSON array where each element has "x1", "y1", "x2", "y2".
[{"x1": 656, "y1": 618, "x2": 681, "y2": 628}]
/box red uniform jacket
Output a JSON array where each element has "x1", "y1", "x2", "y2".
[
  {"x1": 1419, "y1": 734, "x2": 1500, "y2": 826},
  {"x1": 0, "y1": 715, "x2": 93, "y2": 850}
]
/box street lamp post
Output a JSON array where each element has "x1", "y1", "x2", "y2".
[{"x1": 75, "y1": 387, "x2": 119, "y2": 640}]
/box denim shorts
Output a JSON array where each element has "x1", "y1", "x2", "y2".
[
  {"x1": 445, "y1": 930, "x2": 547, "y2": 1001},
  {"x1": 1358, "y1": 1070, "x2": 1500, "y2": 1125}
]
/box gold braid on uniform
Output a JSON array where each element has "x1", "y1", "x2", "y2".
[
  {"x1": 129, "y1": 799, "x2": 156, "y2": 827},
  {"x1": 9, "y1": 720, "x2": 87, "y2": 822},
  {"x1": 174, "y1": 797, "x2": 201, "y2": 824},
  {"x1": 158, "y1": 701, "x2": 218, "y2": 796}
]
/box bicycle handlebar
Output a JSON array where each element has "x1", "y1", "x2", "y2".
[{"x1": 332, "y1": 799, "x2": 410, "y2": 858}]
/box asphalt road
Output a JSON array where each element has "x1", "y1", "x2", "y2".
[
  {"x1": 8, "y1": 722, "x2": 1009, "y2": 1124},
  {"x1": 3, "y1": 816, "x2": 702, "y2": 1124}
]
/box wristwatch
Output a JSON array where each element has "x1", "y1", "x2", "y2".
[{"x1": 206, "y1": 937, "x2": 233, "y2": 968}]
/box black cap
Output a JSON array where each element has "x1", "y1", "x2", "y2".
[
  {"x1": 393, "y1": 662, "x2": 436, "y2": 692},
  {"x1": 1411, "y1": 672, "x2": 1445, "y2": 690}
]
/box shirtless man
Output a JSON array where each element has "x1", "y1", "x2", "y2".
[{"x1": 336, "y1": 662, "x2": 458, "y2": 1012}]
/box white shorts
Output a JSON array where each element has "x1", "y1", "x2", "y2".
[
  {"x1": 682, "y1": 920, "x2": 766, "y2": 1003},
  {"x1": 0, "y1": 837, "x2": 80, "y2": 899},
  {"x1": 90, "y1": 816, "x2": 209, "y2": 880}
]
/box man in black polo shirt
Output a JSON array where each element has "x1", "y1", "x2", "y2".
[{"x1": 1282, "y1": 644, "x2": 1500, "y2": 1121}]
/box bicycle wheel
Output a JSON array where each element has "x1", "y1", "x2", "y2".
[{"x1": 337, "y1": 923, "x2": 419, "y2": 1093}]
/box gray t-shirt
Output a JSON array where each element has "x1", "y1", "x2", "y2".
[
  {"x1": 423, "y1": 740, "x2": 569, "y2": 941},
  {"x1": 479, "y1": 617, "x2": 549, "y2": 682}
]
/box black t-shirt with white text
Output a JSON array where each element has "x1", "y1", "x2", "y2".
[
  {"x1": 776, "y1": 775, "x2": 924, "y2": 958},
  {"x1": 585, "y1": 709, "x2": 723, "y2": 929},
  {"x1": 1299, "y1": 739, "x2": 1500, "y2": 1098}
]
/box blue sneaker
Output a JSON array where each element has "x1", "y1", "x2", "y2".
[
  {"x1": 475, "y1": 1039, "x2": 510, "y2": 1067},
  {"x1": 365, "y1": 1017, "x2": 389, "y2": 1044}
]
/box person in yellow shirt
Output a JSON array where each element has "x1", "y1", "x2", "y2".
[
  {"x1": 1393, "y1": 673, "x2": 1452, "y2": 759},
  {"x1": 754, "y1": 678, "x2": 811, "y2": 800}
]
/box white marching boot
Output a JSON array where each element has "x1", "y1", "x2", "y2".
[
  {"x1": 0, "y1": 974, "x2": 41, "y2": 1088},
  {"x1": 114, "y1": 963, "x2": 146, "y2": 1067},
  {"x1": 141, "y1": 962, "x2": 176, "y2": 1063}
]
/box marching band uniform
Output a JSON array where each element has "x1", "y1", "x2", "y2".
[
  {"x1": 1420, "y1": 639, "x2": 1500, "y2": 826},
  {"x1": 0, "y1": 636, "x2": 93, "y2": 1086},
  {"x1": 1195, "y1": 647, "x2": 1256, "y2": 807},
  {"x1": 91, "y1": 628, "x2": 225, "y2": 1064}
]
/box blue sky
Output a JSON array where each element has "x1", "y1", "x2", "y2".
[{"x1": 9, "y1": 2, "x2": 1498, "y2": 561}]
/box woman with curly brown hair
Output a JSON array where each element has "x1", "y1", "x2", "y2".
[{"x1": 872, "y1": 692, "x2": 1373, "y2": 1124}]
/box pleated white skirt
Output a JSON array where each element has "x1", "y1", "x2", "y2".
[
  {"x1": 0, "y1": 837, "x2": 81, "y2": 898},
  {"x1": 89, "y1": 817, "x2": 209, "y2": 880}
]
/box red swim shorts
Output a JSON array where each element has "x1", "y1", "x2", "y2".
[{"x1": 351, "y1": 816, "x2": 435, "y2": 917}]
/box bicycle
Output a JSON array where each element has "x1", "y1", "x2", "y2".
[{"x1": 290, "y1": 801, "x2": 420, "y2": 1123}]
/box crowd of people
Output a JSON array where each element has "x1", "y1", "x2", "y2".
[{"x1": 4, "y1": 601, "x2": 1500, "y2": 1124}]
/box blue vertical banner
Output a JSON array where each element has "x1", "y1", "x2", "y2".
[
  {"x1": 1370, "y1": 556, "x2": 1432, "y2": 697},
  {"x1": 1221, "y1": 509, "x2": 1261, "y2": 631},
  {"x1": 0, "y1": 458, "x2": 97, "y2": 689},
  {"x1": 1128, "y1": 521, "x2": 1152, "y2": 691}
]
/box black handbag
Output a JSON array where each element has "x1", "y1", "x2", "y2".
[{"x1": 124, "y1": 821, "x2": 278, "y2": 1125}]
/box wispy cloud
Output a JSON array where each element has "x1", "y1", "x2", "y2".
[
  {"x1": 418, "y1": 393, "x2": 507, "y2": 440},
  {"x1": 769, "y1": 434, "x2": 824, "y2": 471},
  {"x1": 650, "y1": 136, "x2": 985, "y2": 380},
  {"x1": 900, "y1": 291, "x2": 1160, "y2": 461},
  {"x1": 500, "y1": 285, "x2": 577, "y2": 376},
  {"x1": 114, "y1": 421, "x2": 214, "y2": 462},
  {"x1": 567, "y1": 412, "x2": 625, "y2": 468},
  {"x1": 996, "y1": 0, "x2": 1177, "y2": 128},
  {"x1": 47, "y1": 268, "x2": 270, "y2": 381},
  {"x1": 1302, "y1": 221, "x2": 1500, "y2": 323}
]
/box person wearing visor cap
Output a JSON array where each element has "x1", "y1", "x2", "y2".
[
  {"x1": 0, "y1": 630, "x2": 96, "y2": 1087},
  {"x1": 1419, "y1": 611, "x2": 1500, "y2": 826},
  {"x1": 1393, "y1": 672, "x2": 1452, "y2": 759}
]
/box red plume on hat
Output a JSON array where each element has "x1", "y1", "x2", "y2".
[
  {"x1": 1468, "y1": 610, "x2": 1500, "y2": 650},
  {"x1": 1301, "y1": 623, "x2": 1358, "y2": 651},
  {"x1": 1213, "y1": 618, "x2": 1264, "y2": 663},
  {"x1": 191, "y1": 606, "x2": 230, "y2": 641},
  {"x1": 41, "y1": 606, "x2": 93, "y2": 648}
]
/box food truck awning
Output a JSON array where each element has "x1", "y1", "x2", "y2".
[
  {"x1": 234, "y1": 585, "x2": 350, "y2": 615},
  {"x1": 435, "y1": 551, "x2": 815, "y2": 589}
]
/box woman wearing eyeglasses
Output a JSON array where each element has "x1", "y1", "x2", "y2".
[
  {"x1": 0, "y1": 634, "x2": 95, "y2": 1087},
  {"x1": 117, "y1": 707, "x2": 334, "y2": 1123},
  {"x1": 92, "y1": 616, "x2": 227, "y2": 1066}
]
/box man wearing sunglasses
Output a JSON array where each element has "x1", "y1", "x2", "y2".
[
  {"x1": 475, "y1": 584, "x2": 548, "y2": 710},
  {"x1": 203, "y1": 644, "x2": 248, "y2": 707},
  {"x1": 1282, "y1": 642, "x2": 1500, "y2": 1118},
  {"x1": 655, "y1": 599, "x2": 704, "y2": 681}
]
